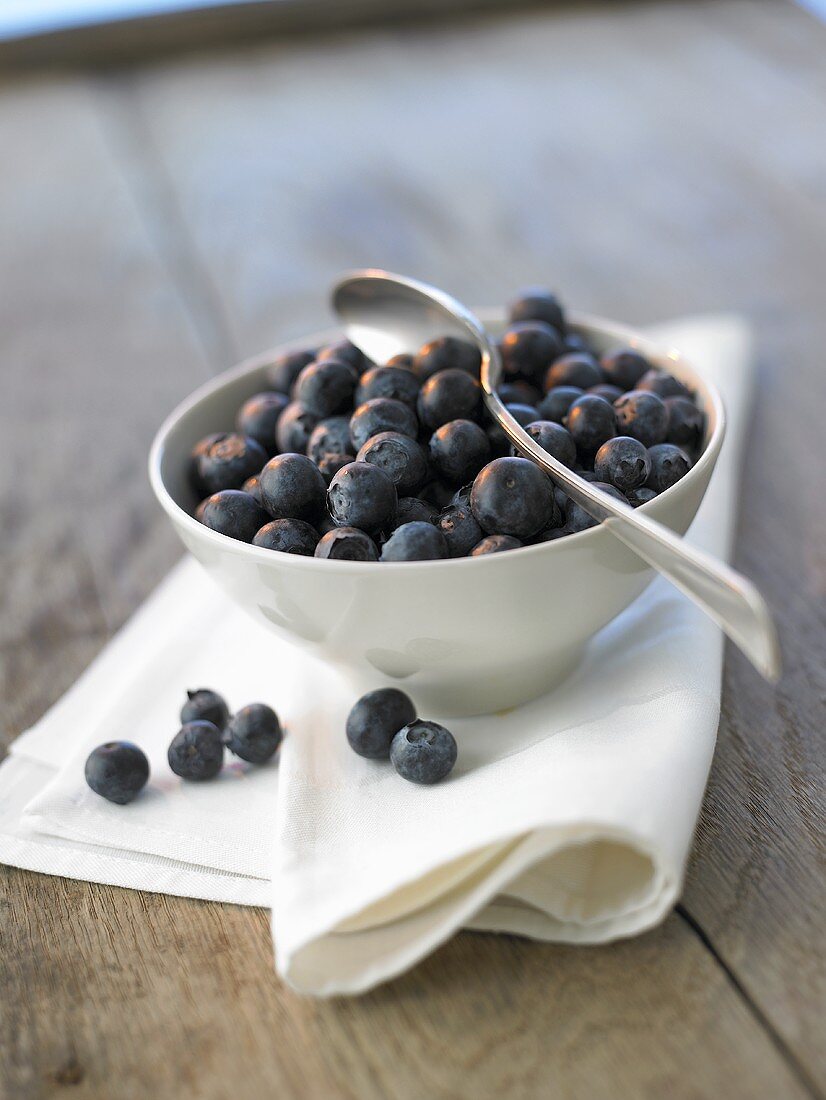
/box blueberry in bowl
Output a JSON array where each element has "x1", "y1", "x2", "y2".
[{"x1": 150, "y1": 304, "x2": 724, "y2": 716}]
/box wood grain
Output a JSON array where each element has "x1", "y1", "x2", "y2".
[{"x1": 1, "y1": 1, "x2": 824, "y2": 1097}]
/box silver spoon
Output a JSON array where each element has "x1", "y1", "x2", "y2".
[{"x1": 332, "y1": 268, "x2": 781, "y2": 682}]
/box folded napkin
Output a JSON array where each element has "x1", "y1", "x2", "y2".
[{"x1": 0, "y1": 315, "x2": 752, "y2": 996}]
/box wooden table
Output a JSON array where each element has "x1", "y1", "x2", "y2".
[{"x1": 1, "y1": 2, "x2": 824, "y2": 1096}]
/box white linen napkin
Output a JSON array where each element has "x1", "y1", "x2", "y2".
[{"x1": 0, "y1": 315, "x2": 752, "y2": 996}]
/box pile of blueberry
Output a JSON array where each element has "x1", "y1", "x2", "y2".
[
  {"x1": 84, "y1": 688, "x2": 282, "y2": 804},
  {"x1": 189, "y1": 288, "x2": 705, "y2": 560},
  {"x1": 346, "y1": 688, "x2": 457, "y2": 784}
]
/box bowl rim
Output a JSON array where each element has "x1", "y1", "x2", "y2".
[{"x1": 148, "y1": 309, "x2": 726, "y2": 573}]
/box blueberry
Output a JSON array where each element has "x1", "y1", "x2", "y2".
[
  {"x1": 181, "y1": 688, "x2": 230, "y2": 729},
  {"x1": 563, "y1": 331, "x2": 594, "y2": 355},
  {"x1": 317, "y1": 339, "x2": 368, "y2": 372},
  {"x1": 295, "y1": 357, "x2": 357, "y2": 417},
  {"x1": 236, "y1": 392, "x2": 289, "y2": 454},
  {"x1": 638, "y1": 369, "x2": 691, "y2": 399},
  {"x1": 507, "y1": 287, "x2": 565, "y2": 332},
  {"x1": 266, "y1": 349, "x2": 315, "y2": 394},
  {"x1": 413, "y1": 336, "x2": 481, "y2": 381},
  {"x1": 253, "y1": 518, "x2": 319, "y2": 555},
  {"x1": 85, "y1": 741, "x2": 149, "y2": 804},
  {"x1": 449, "y1": 482, "x2": 473, "y2": 508},
  {"x1": 357, "y1": 431, "x2": 429, "y2": 496},
  {"x1": 429, "y1": 419, "x2": 491, "y2": 485},
  {"x1": 600, "y1": 347, "x2": 651, "y2": 390},
  {"x1": 226, "y1": 703, "x2": 282, "y2": 764},
  {"x1": 646, "y1": 443, "x2": 692, "y2": 491},
  {"x1": 306, "y1": 416, "x2": 353, "y2": 464},
  {"x1": 523, "y1": 420, "x2": 577, "y2": 468},
  {"x1": 470, "y1": 457, "x2": 555, "y2": 539},
  {"x1": 589, "y1": 383, "x2": 623, "y2": 403},
  {"x1": 497, "y1": 381, "x2": 542, "y2": 407},
  {"x1": 241, "y1": 474, "x2": 263, "y2": 506},
  {"x1": 420, "y1": 479, "x2": 457, "y2": 510},
  {"x1": 168, "y1": 721, "x2": 224, "y2": 780},
  {"x1": 356, "y1": 365, "x2": 420, "y2": 409},
  {"x1": 470, "y1": 534, "x2": 522, "y2": 555},
  {"x1": 390, "y1": 720, "x2": 457, "y2": 784},
  {"x1": 196, "y1": 433, "x2": 268, "y2": 495},
  {"x1": 386, "y1": 353, "x2": 414, "y2": 370},
  {"x1": 380, "y1": 521, "x2": 449, "y2": 561},
  {"x1": 613, "y1": 389, "x2": 668, "y2": 446},
  {"x1": 486, "y1": 402, "x2": 539, "y2": 456},
  {"x1": 626, "y1": 485, "x2": 658, "y2": 508},
  {"x1": 346, "y1": 687, "x2": 417, "y2": 759},
  {"x1": 437, "y1": 503, "x2": 483, "y2": 557},
  {"x1": 417, "y1": 369, "x2": 482, "y2": 430},
  {"x1": 594, "y1": 436, "x2": 652, "y2": 491},
  {"x1": 537, "y1": 385, "x2": 583, "y2": 423},
  {"x1": 665, "y1": 396, "x2": 705, "y2": 448},
  {"x1": 317, "y1": 452, "x2": 355, "y2": 484},
  {"x1": 564, "y1": 482, "x2": 625, "y2": 533},
  {"x1": 565, "y1": 394, "x2": 617, "y2": 451},
  {"x1": 394, "y1": 496, "x2": 439, "y2": 528},
  {"x1": 315, "y1": 526, "x2": 379, "y2": 560},
  {"x1": 275, "y1": 402, "x2": 319, "y2": 454},
  {"x1": 500, "y1": 321, "x2": 563, "y2": 383},
  {"x1": 259, "y1": 453, "x2": 327, "y2": 520},
  {"x1": 328, "y1": 461, "x2": 397, "y2": 534},
  {"x1": 190, "y1": 433, "x2": 223, "y2": 493},
  {"x1": 544, "y1": 352, "x2": 603, "y2": 392},
  {"x1": 350, "y1": 397, "x2": 419, "y2": 451},
  {"x1": 196, "y1": 489, "x2": 269, "y2": 542}
]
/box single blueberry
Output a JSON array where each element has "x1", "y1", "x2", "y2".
[
  {"x1": 563, "y1": 331, "x2": 594, "y2": 355},
  {"x1": 315, "y1": 526, "x2": 380, "y2": 560},
  {"x1": 437, "y1": 503, "x2": 483, "y2": 557},
  {"x1": 226, "y1": 703, "x2": 282, "y2": 764},
  {"x1": 394, "y1": 496, "x2": 439, "y2": 528},
  {"x1": 544, "y1": 352, "x2": 603, "y2": 392},
  {"x1": 413, "y1": 336, "x2": 481, "y2": 381},
  {"x1": 328, "y1": 461, "x2": 397, "y2": 534},
  {"x1": 266, "y1": 349, "x2": 315, "y2": 394},
  {"x1": 236, "y1": 392, "x2": 289, "y2": 454},
  {"x1": 589, "y1": 383, "x2": 623, "y2": 403},
  {"x1": 386, "y1": 353, "x2": 415, "y2": 370},
  {"x1": 317, "y1": 452, "x2": 355, "y2": 484},
  {"x1": 306, "y1": 416, "x2": 353, "y2": 464},
  {"x1": 196, "y1": 433, "x2": 268, "y2": 495},
  {"x1": 317, "y1": 338, "x2": 368, "y2": 372},
  {"x1": 507, "y1": 287, "x2": 565, "y2": 332},
  {"x1": 429, "y1": 419, "x2": 491, "y2": 485},
  {"x1": 181, "y1": 688, "x2": 230, "y2": 730},
  {"x1": 486, "y1": 402, "x2": 540, "y2": 456},
  {"x1": 537, "y1": 385, "x2": 583, "y2": 423},
  {"x1": 469, "y1": 534, "x2": 522, "y2": 555},
  {"x1": 295, "y1": 357, "x2": 357, "y2": 417},
  {"x1": 470, "y1": 457, "x2": 555, "y2": 539},
  {"x1": 380, "y1": 521, "x2": 449, "y2": 561},
  {"x1": 626, "y1": 485, "x2": 658, "y2": 508},
  {"x1": 646, "y1": 443, "x2": 692, "y2": 491},
  {"x1": 253, "y1": 518, "x2": 319, "y2": 555},
  {"x1": 665, "y1": 396, "x2": 705, "y2": 448},
  {"x1": 417, "y1": 369, "x2": 482, "y2": 430},
  {"x1": 275, "y1": 402, "x2": 320, "y2": 454},
  {"x1": 497, "y1": 381, "x2": 542, "y2": 407},
  {"x1": 242, "y1": 474, "x2": 263, "y2": 506},
  {"x1": 637, "y1": 369, "x2": 691, "y2": 399},
  {"x1": 594, "y1": 436, "x2": 652, "y2": 491},
  {"x1": 350, "y1": 397, "x2": 419, "y2": 452},
  {"x1": 356, "y1": 365, "x2": 421, "y2": 409},
  {"x1": 449, "y1": 482, "x2": 473, "y2": 508},
  {"x1": 390, "y1": 720, "x2": 457, "y2": 784},
  {"x1": 196, "y1": 489, "x2": 269, "y2": 542},
  {"x1": 523, "y1": 420, "x2": 577, "y2": 468},
  {"x1": 85, "y1": 741, "x2": 149, "y2": 804},
  {"x1": 600, "y1": 347, "x2": 651, "y2": 390},
  {"x1": 500, "y1": 321, "x2": 563, "y2": 383},
  {"x1": 168, "y1": 721, "x2": 224, "y2": 780},
  {"x1": 565, "y1": 394, "x2": 617, "y2": 452},
  {"x1": 346, "y1": 688, "x2": 417, "y2": 759},
  {"x1": 190, "y1": 433, "x2": 224, "y2": 493},
  {"x1": 357, "y1": 431, "x2": 430, "y2": 497},
  {"x1": 259, "y1": 452, "x2": 327, "y2": 520},
  {"x1": 613, "y1": 389, "x2": 668, "y2": 447},
  {"x1": 564, "y1": 482, "x2": 625, "y2": 533}
]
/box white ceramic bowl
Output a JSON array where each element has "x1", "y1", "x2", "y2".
[{"x1": 149, "y1": 313, "x2": 724, "y2": 716}]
